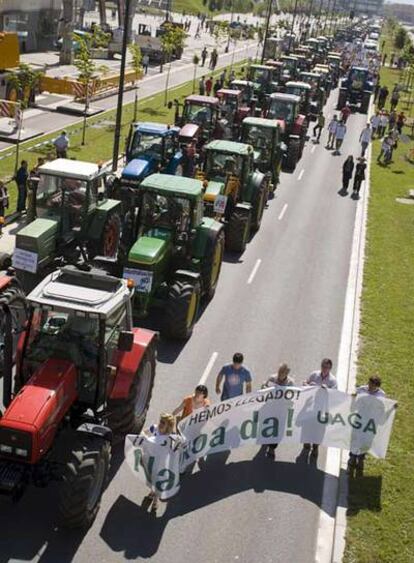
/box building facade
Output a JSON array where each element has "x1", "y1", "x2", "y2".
[
  {"x1": 338, "y1": 0, "x2": 384, "y2": 16},
  {"x1": 0, "y1": 0, "x2": 62, "y2": 52}
]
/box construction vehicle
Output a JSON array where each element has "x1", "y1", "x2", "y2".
[
  {"x1": 0, "y1": 270, "x2": 27, "y2": 379},
  {"x1": 217, "y1": 89, "x2": 252, "y2": 140},
  {"x1": 122, "y1": 174, "x2": 225, "y2": 339},
  {"x1": 267, "y1": 93, "x2": 308, "y2": 172},
  {"x1": 13, "y1": 160, "x2": 122, "y2": 292},
  {"x1": 0, "y1": 266, "x2": 157, "y2": 527},
  {"x1": 241, "y1": 116, "x2": 285, "y2": 192},
  {"x1": 0, "y1": 32, "x2": 35, "y2": 104},
  {"x1": 173, "y1": 95, "x2": 221, "y2": 145},
  {"x1": 285, "y1": 81, "x2": 318, "y2": 121},
  {"x1": 197, "y1": 140, "x2": 269, "y2": 252},
  {"x1": 337, "y1": 66, "x2": 373, "y2": 113}
]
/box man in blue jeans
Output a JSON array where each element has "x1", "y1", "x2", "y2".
[{"x1": 216, "y1": 353, "x2": 252, "y2": 400}]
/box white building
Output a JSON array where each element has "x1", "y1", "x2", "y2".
[{"x1": 0, "y1": 0, "x2": 62, "y2": 52}]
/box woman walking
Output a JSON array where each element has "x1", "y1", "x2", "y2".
[
  {"x1": 352, "y1": 157, "x2": 367, "y2": 197},
  {"x1": 342, "y1": 155, "x2": 354, "y2": 192},
  {"x1": 173, "y1": 384, "x2": 210, "y2": 421},
  {"x1": 141, "y1": 413, "x2": 177, "y2": 514}
]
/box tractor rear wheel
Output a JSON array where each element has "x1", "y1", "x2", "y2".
[
  {"x1": 59, "y1": 433, "x2": 110, "y2": 529},
  {"x1": 107, "y1": 345, "x2": 156, "y2": 436},
  {"x1": 251, "y1": 183, "x2": 267, "y2": 231},
  {"x1": 88, "y1": 212, "x2": 121, "y2": 259},
  {"x1": 225, "y1": 209, "x2": 250, "y2": 253},
  {"x1": 201, "y1": 230, "x2": 225, "y2": 301},
  {"x1": 0, "y1": 277, "x2": 27, "y2": 379},
  {"x1": 163, "y1": 280, "x2": 201, "y2": 340},
  {"x1": 284, "y1": 140, "x2": 300, "y2": 172}
]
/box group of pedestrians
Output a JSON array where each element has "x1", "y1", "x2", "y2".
[
  {"x1": 199, "y1": 68, "x2": 232, "y2": 96},
  {"x1": 140, "y1": 353, "x2": 388, "y2": 513}
]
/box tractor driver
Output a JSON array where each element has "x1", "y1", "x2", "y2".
[{"x1": 62, "y1": 177, "x2": 86, "y2": 228}]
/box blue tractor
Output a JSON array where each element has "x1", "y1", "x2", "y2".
[{"x1": 337, "y1": 66, "x2": 373, "y2": 114}]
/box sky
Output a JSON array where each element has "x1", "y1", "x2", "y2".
[{"x1": 386, "y1": 0, "x2": 414, "y2": 4}]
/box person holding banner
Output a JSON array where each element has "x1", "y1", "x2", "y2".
[
  {"x1": 262, "y1": 363, "x2": 295, "y2": 459},
  {"x1": 347, "y1": 375, "x2": 387, "y2": 477},
  {"x1": 173, "y1": 384, "x2": 210, "y2": 421},
  {"x1": 303, "y1": 358, "x2": 337, "y2": 459},
  {"x1": 141, "y1": 413, "x2": 177, "y2": 514},
  {"x1": 216, "y1": 353, "x2": 252, "y2": 400}
]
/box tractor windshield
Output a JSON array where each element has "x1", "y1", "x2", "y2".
[
  {"x1": 243, "y1": 124, "x2": 273, "y2": 151},
  {"x1": 268, "y1": 99, "x2": 295, "y2": 123},
  {"x1": 249, "y1": 67, "x2": 269, "y2": 85},
  {"x1": 141, "y1": 191, "x2": 191, "y2": 232},
  {"x1": 36, "y1": 173, "x2": 89, "y2": 228},
  {"x1": 219, "y1": 95, "x2": 238, "y2": 116},
  {"x1": 349, "y1": 68, "x2": 368, "y2": 90},
  {"x1": 183, "y1": 103, "x2": 214, "y2": 127},
  {"x1": 130, "y1": 132, "x2": 163, "y2": 160},
  {"x1": 206, "y1": 151, "x2": 243, "y2": 180},
  {"x1": 24, "y1": 308, "x2": 100, "y2": 372}
]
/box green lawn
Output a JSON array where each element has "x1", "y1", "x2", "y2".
[
  {"x1": 343, "y1": 26, "x2": 414, "y2": 563},
  {"x1": 0, "y1": 61, "x2": 247, "y2": 213}
]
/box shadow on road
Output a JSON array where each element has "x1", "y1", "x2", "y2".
[{"x1": 99, "y1": 451, "x2": 345, "y2": 560}]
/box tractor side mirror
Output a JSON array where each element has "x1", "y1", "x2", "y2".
[{"x1": 118, "y1": 330, "x2": 134, "y2": 352}]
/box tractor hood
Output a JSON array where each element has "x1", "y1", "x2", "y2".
[
  {"x1": 128, "y1": 229, "x2": 172, "y2": 266},
  {"x1": 14, "y1": 218, "x2": 59, "y2": 266},
  {"x1": 121, "y1": 157, "x2": 157, "y2": 184}
]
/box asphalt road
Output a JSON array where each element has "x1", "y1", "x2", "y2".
[{"x1": 0, "y1": 89, "x2": 368, "y2": 563}]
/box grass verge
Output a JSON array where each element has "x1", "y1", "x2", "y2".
[
  {"x1": 0, "y1": 60, "x2": 247, "y2": 212},
  {"x1": 343, "y1": 29, "x2": 414, "y2": 563}
]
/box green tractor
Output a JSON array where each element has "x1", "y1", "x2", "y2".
[
  {"x1": 241, "y1": 116, "x2": 285, "y2": 193},
  {"x1": 122, "y1": 174, "x2": 225, "y2": 340},
  {"x1": 196, "y1": 140, "x2": 269, "y2": 253},
  {"x1": 12, "y1": 159, "x2": 122, "y2": 292}
]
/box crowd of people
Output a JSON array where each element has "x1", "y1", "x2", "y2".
[{"x1": 140, "y1": 353, "x2": 388, "y2": 513}]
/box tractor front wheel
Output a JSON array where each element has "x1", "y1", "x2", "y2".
[
  {"x1": 251, "y1": 184, "x2": 267, "y2": 231},
  {"x1": 283, "y1": 141, "x2": 300, "y2": 172},
  {"x1": 163, "y1": 280, "x2": 201, "y2": 340},
  {"x1": 107, "y1": 345, "x2": 156, "y2": 436},
  {"x1": 225, "y1": 209, "x2": 250, "y2": 253},
  {"x1": 201, "y1": 230, "x2": 225, "y2": 300},
  {"x1": 88, "y1": 212, "x2": 121, "y2": 259},
  {"x1": 59, "y1": 433, "x2": 110, "y2": 529}
]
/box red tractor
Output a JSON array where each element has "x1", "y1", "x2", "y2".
[
  {"x1": 267, "y1": 93, "x2": 308, "y2": 171},
  {"x1": 0, "y1": 266, "x2": 157, "y2": 528},
  {"x1": 172, "y1": 94, "x2": 221, "y2": 146},
  {"x1": 217, "y1": 88, "x2": 252, "y2": 140}
]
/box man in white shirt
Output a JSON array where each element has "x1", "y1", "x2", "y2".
[
  {"x1": 370, "y1": 112, "x2": 381, "y2": 138},
  {"x1": 347, "y1": 375, "x2": 387, "y2": 477},
  {"x1": 326, "y1": 115, "x2": 338, "y2": 150},
  {"x1": 359, "y1": 123, "x2": 372, "y2": 157},
  {"x1": 142, "y1": 54, "x2": 149, "y2": 74},
  {"x1": 53, "y1": 131, "x2": 69, "y2": 159},
  {"x1": 303, "y1": 358, "x2": 337, "y2": 458},
  {"x1": 334, "y1": 120, "x2": 347, "y2": 155}
]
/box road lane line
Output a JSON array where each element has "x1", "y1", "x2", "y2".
[
  {"x1": 247, "y1": 259, "x2": 261, "y2": 284},
  {"x1": 311, "y1": 145, "x2": 316, "y2": 153},
  {"x1": 199, "y1": 352, "x2": 218, "y2": 385},
  {"x1": 278, "y1": 203, "x2": 288, "y2": 221},
  {"x1": 297, "y1": 169, "x2": 305, "y2": 181}
]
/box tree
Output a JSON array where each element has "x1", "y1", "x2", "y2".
[
  {"x1": 129, "y1": 42, "x2": 143, "y2": 122},
  {"x1": 6, "y1": 64, "x2": 44, "y2": 109},
  {"x1": 192, "y1": 54, "x2": 200, "y2": 93},
  {"x1": 74, "y1": 36, "x2": 97, "y2": 145},
  {"x1": 160, "y1": 24, "x2": 187, "y2": 106},
  {"x1": 394, "y1": 26, "x2": 408, "y2": 51}
]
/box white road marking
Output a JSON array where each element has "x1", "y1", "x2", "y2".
[
  {"x1": 297, "y1": 169, "x2": 305, "y2": 181},
  {"x1": 311, "y1": 145, "x2": 316, "y2": 153},
  {"x1": 278, "y1": 203, "x2": 288, "y2": 221},
  {"x1": 247, "y1": 259, "x2": 262, "y2": 284},
  {"x1": 199, "y1": 352, "x2": 218, "y2": 385}
]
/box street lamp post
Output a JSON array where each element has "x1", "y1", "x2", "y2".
[
  {"x1": 323, "y1": 0, "x2": 332, "y2": 34},
  {"x1": 226, "y1": 0, "x2": 235, "y2": 53},
  {"x1": 288, "y1": 0, "x2": 299, "y2": 53},
  {"x1": 306, "y1": 0, "x2": 315, "y2": 41},
  {"x1": 260, "y1": 0, "x2": 273, "y2": 64},
  {"x1": 112, "y1": 0, "x2": 131, "y2": 172}
]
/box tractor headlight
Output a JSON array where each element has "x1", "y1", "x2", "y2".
[
  {"x1": 15, "y1": 448, "x2": 29, "y2": 457},
  {"x1": 0, "y1": 444, "x2": 13, "y2": 454}
]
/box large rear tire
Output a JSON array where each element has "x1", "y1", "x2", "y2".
[
  {"x1": 88, "y1": 212, "x2": 121, "y2": 259},
  {"x1": 59, "y1": 434, "x2": 110, "y2": 529},
  {"x1": 163, "y1": 280, "x2": 201, "y2": 340},
  {"x1": 107, "y1": 345, "x2": 156, "y2": 436},
  {"x1": 251, "y1": 183, "x2": 267, "y2": 231},
  {"x1": 0, "y1": 277, "x2": 27, "y2": 379},
  {"x1": 360, "y1": 92, "x2": 371, "y2": 114},
  {"x1": 226, "y1": 209, "x2": 250, "y2": 253},
  {"x1": 283, "y1": 141, "x2": 300, "y2": 172},
  {"x1": 201, "y1": 230, "x2": 225, "y2": 301}
]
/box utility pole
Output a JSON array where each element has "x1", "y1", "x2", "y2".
[
  {"x1": 316, "y1": 0, "x2": 324, "y2": 34},
  {"x1": 306, "y1": 0, "x2": 315, "y2": 40},
  {"x1": 323, "y1": 0, "x2": 332, "y2": 34},
  {"x1": 288, "y1": 0, "x2": 299, "y2": 53},
  {"x1": 261, "y1": 0, "x2": 273, "y2": 64},
  {"x1": 226, "y1": 0, "x2": 235, "y2": 53},
  {"x1": 112, "y1": 0, "x2": 131, "y2": 172},
  {"x1": 329, "y1": 0, "x2": 337, "y2": 36}
]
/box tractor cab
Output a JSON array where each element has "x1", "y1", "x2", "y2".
[
  {"x1": 122, "y1": 122, "x2": 183, "y2": 187},
  {"x1": 241, "y1": 116, "x2": 285, "y2": 190},
  {"x1": 280, "y1": 55, "x2": 299, "y2": 80},
  {"x1": 299, "y1": 71, "x2": 325, "y2": 101},
  {"x1": 263, "y1": 36, "x2": 283, "y2": 60},
  {"x1": 0, "y1": 265, "x2": 156, "y2": 526},
  {"x1": 312, "y1": 65, "x2": 332, "y2": 96},
  {"x1": 267, "y1": 93, "x2": 300, "y2": 127},
  {"x1": 178, "y1": 95, "x2": 220, "y2": 144},
  {"x1": 265, "y1": 60, "x2": 285, "y2": 86},
  {"x1": 217, "y1": 89, "x2": 251, "y2": 139},
  {"x1": 285, "y1": 81, "x2": 317, "y2": 120},
  {"x1": 337, "y1": 66, "x2": 372, "y2": 113},
  {"x1": 230, "y1": 79, "x2": 257, "y2": 107},
  {"x1": 248, "y1": 64, "x2": 273, "y2": 94},
  {"x1": 14, "y1": 160, "x2": 122, "y2": 291}
]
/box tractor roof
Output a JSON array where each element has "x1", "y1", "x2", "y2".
[
  {"x1": 270, "y1": 93, "x2": 301, "y2": 104},
  {"x1": 140, "y1": 173, "x2": 202, "y2": 198},
  {"x1": 286, "y1": 81, "x2": 311, "y2": 90},
  {"x1": 205, "y1": 139, "x2": 253, "y2": 156},
  {"x1": 185, "y1": 94, "x2": 219, "y2": 106},
  {"x1": 300, "y1": 71, "x2": 321, "y2": 77},
  {"x1": 243, "y1": 116, "x2": 284, "y2": 130},
  {"x1": 351, "y1": 66, "x2": 369, "y2": 72},
  {"x1": 39, "y1": 159, "x2": 101, "y2": 181},
  {"x1": 27, "y1": 267, "x2": 129, "y2": 317},
  {"x1": 217, "y1": 88, "x2": 241, "y2": 97},
  {"x1": 250, "y1": 64, "x2": 273, "y2": 70},
  {"x1": 280, "y1": 55, "x2": 298, "y2": 61},
  {"x1": 134, "y1": 122, "x2": 179, "y2": 136}
]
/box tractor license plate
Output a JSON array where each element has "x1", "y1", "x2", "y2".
[
  {"x1": 124, "y1": 268, "x2": 153, "y2": 293},
  {"x1": 213, "y1": 194, "x2": 228, "y2": 215},
  {"x1": 12, "y1": 249, "x2": 38, "y2": 273}
]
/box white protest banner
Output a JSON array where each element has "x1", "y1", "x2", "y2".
[
  {"x1": 124, "y1": 433, "x2": 182, "y2": 500},
  {"x1": 178, "y1": 386, "x2": 397, "y2": 468}
]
